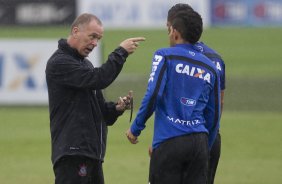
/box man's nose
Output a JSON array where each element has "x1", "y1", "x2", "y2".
[{"x1": 91, "y1": 38, "x2": 98, "y2": 46}]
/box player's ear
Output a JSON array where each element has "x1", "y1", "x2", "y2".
[
  {"x1": 167, "y1": 25, "x2": 173, "y2": 36},
  {"x1": 172, "y1": 28, "x2": 180, "y2": 41}
]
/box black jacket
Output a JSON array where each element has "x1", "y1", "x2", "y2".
[{"x1": 46, "y1": 39, "x2": 128, "y2": 165}]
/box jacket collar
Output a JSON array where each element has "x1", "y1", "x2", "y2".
[{"x1": 58, "y1": 39, "x2": 85, "y2": 60}]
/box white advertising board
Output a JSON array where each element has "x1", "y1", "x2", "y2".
[
  {"x1": 77, "y1": 0, "x2": 210, "y2": 28},
  {"x1": 0, "y1": 39, "x2": 102, "y2": 105}
]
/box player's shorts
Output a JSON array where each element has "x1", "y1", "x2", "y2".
[
  {"x1": 149, "y1": 132, "x2": 209, "y2": 184},
  {"x1": 208, "y1": 132, "x2": 221, "y2": 184},
  {"x1": 53, "y1": 155, "x2": 104, "y2": 184}
]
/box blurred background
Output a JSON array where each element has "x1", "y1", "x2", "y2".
[{"x1": 0, "y1": 0, "x2": 282, "y2": 184}]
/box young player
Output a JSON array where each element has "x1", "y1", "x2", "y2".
[{"x1": 126, "y1": 5, "x2": 221, "y2": 184}]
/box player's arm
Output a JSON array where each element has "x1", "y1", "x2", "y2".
[
  {"x1": 220, "y1": 90, "x2": 224, "y2": 117},
  {"x1": 219, "y1": 58, "x2": 226, "y2": 116},
  {"x1": 204, "y1": 72, "x2": 221, "y2": 149},
  {"x1": 126, "y1": 51, "x2": 167, "y2": 143},
  {"x1": 207, "y1": 55, "x2": 225, "y2": 117}
]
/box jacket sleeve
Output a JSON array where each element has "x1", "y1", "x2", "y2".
[
  {"x1": 96, "y1": 90, "x2": 123, "y2": 126},
  {"x1": 130, "y1": 51, "x2": 167, "y2": 136},
  {"x1": 204, "y1": 72, "x2": 221, "y2": 150},
  {"x1": 46, "y1": 47, "x2": 128, "y2": 90}
]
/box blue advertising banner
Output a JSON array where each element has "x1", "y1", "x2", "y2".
[{"x1": 211, "y1": 0, "x2": 282, "y2": 26}]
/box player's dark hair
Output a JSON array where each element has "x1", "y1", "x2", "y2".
[
  {"x1": 168, "y1": 5, "x2": 203, "y2": 44},
  {"x1": 71, "y1": 13, "x2": 102, "y2": 31},
  {"x1": 167, "y1": 3, "x2": 194, "y2": 22}
]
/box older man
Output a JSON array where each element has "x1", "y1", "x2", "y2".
[{"x1": 46, "y1": 13, "x2": 145, "y2": 184}]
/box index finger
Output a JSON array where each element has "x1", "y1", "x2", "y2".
[{"x1": 130, "y1": 37, "x2": 146, "y2": 42}]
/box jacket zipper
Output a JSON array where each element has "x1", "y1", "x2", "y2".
[
  {"x1": 100, "y1": 122, "x2": 103, "y2": 159},
  {"x1": 94, "y1": 90, "x2": 103, "y2": 160}
]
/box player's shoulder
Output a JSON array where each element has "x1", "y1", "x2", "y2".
[
  {"x1": 154, "y1": 47, "x2": 175, "y2": 55},
  {"x1": 198, "y1": 53, "x2": 219, "y2": 69},
  {"x1": 152, "y1": 47, "x2": 179, "y2": 63},
  {"x1": 195, "y1": 42, "x2": 225, "y2": 64},
  {"x1": 151, "y1": 47, "x2": 168, "y2": 63},
  {"x1": 194, "y1": 42, "x2": 217, "y2": 54},
  {"x1": 155, "y1": 45, "x2": 200, "y2": 58},
  {"x1": 156, "y1": 46, "x2": 212, "y2": 67}
]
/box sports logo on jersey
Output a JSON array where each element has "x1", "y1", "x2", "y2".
[
  {"x1": 175, "y1": 63, "x2": 211, "y2": 83},
  {"x1": 148, "y1": 55, "x2": 163, "y2": 82},
  {"x1": 188, "y1": 51, "x2": 195, "y2": 56},
  {"x1": 210, "y1": 60, "x2": 222, "y2": 71},
  {"x1": 196, "y1": 45, "x2": 204, "y2": 52},
  {"x1": 167, "y1": 116, "x2": 202, "y2": 126},
  {"x1": 180, "y1": 97, "x2": 196, "y2": 106},
  {"x1": 78, "y1": 164, "x2": 87, "y2": 177},
  {"x1": 215, "y1": 61, "x2": 222, "y2": 71}
]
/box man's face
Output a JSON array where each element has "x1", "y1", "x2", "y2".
[{"x1": 74, "y1": 20, "x2": 104, "y2": 57}]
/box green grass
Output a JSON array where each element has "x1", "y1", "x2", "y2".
[
  {"x1": 0, "y1": 108, "x2": 282, "y2": 184},
  {"x1": 217, "y1": 111, "x2": 282, "y2": 184},
  {"x1": 0, "y1": 107, "x2": 52, "y2": 184}
]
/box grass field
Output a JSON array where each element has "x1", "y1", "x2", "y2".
[
  {"x1": 0, "y1": 108, "x2": 282, "y2": 184},
  {"x1": 1, "y1": 27, "x2": 282, "y2": 183}
]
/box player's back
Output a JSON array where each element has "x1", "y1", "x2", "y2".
[{"x1": 151, "y1": 43, "x2": 220, "y2": 148}]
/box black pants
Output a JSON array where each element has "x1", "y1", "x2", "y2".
[
  {"x1": 53, "y1": 155, "x2": 104, "y2": 184},
  {"x1": 208, "y1": 133, "x2": 221, "y2": 184},
  {"x1": 149, "y1": 133, "x2": 209, "y2": 184}
]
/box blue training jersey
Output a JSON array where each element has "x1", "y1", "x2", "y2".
[
  {"x1": 194, "y1": 42, "x2": 226, "y2": 131},
  {"x1": 130, "y1": 44, "x2": 221, "y2": 149},
  {"x1": 194, "y1": 42, "x2": 226, "y2": 90}
]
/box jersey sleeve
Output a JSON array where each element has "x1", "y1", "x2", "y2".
[
  {"x1": 220, "y1": 60, "x2": 226, "y2": 90},
  {"x1": 213, "y1": 57, "x2": 226, "y2": 90},
  {"x1": 130, "y1": 50, "x2": 167, "y2": 136},
  {"x1": 204, "y1": 72, "x2": 221, "y2": 149}
]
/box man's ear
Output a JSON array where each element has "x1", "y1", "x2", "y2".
[
  {"x1": 72, "y1": 27, "x2": 79, "y2": 39},
  {"x1": 173, "y1": 28, "x2": 180, "y2": 41},
  {"x1": 168, "y1": 25, "x2": 173, "y2": 36}
]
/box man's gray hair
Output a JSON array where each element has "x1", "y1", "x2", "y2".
[{"x1": 71, "y1": 13, "x2": 102, "y2": 31}]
